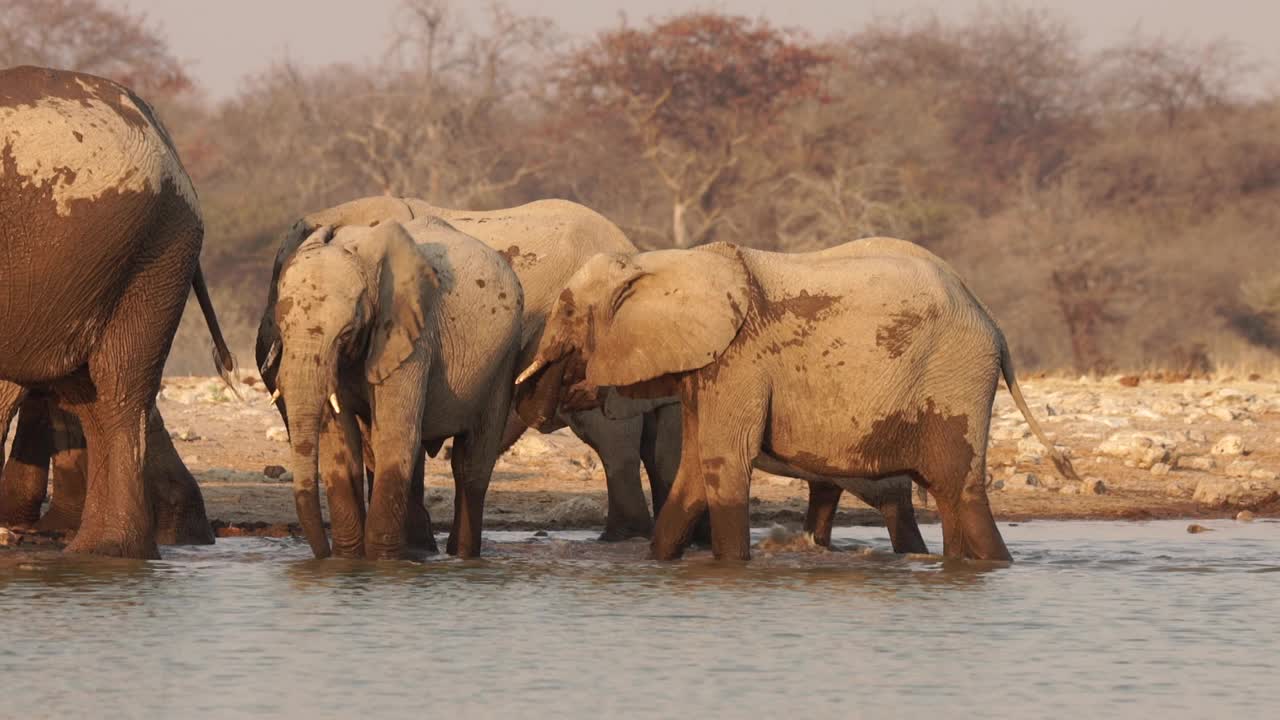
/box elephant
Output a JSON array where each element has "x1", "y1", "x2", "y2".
[
  {"x1": 0, "y1": 66, "x2": 235, "y2": 558},
  {"x1": 256, "y1": 197, "x2": 925, "y2": 548},
  {"x1": 515, "y1": 236, "x2": 1078, "y2": 562},
  {"x1": 0, "y1": 388, "x2": 214, "y2": 545},
  {"x1": 268, "y1": 217, "x2": 522, "y2": 559},
  {"x1": 255, "y1": 196, "x2": 678, "y2": 541}
]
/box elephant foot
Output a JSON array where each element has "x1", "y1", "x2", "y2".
[{"x1": 65, "y1": 531, "x2": 160, "y2": 560}]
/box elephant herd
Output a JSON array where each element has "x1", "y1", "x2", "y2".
[{"x1": 0, "y1": 66, "x2": 1077, "y2": 562}]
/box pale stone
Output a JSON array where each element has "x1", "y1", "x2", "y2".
[
  {"x1": 1150, "y1": 463, "x2": 1171, "y2": 476},
  {"x1": 1176, "y1": 456, "x2": 1215, "y2": 472},
  {"x1": 1225, "y1": 460, "x2": 1257, "y2": 478},
  {"x1": 265, "y1": 426, "x2": 289, "y2": 443},
  {"x1": 1081, "y1": 477, "x2": 1107, "y2": 495},
  {"x1": 1210, "y1": 435, "x2": 1247, "y2": 456}
]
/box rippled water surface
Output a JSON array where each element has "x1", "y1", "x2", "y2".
[{"x1": 2, "y1": 520, "x2": 1277, "y2": 718}]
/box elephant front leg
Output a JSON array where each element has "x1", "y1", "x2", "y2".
[
  {"x1": 322, "y1": 412, "x2": 367, "y2": 558},
  {"x1": 0, "y1": 394, "x2": 53, "y2": 527},
  {"x1": 37, "y1": 404, "x2": 88, "y2": 532}
]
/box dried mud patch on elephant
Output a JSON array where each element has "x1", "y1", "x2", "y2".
[
  {"x1": 875, "y1": 306, "x2": 940, "y2": 359},
  {"x1": 853, "y1": 401, "x2": 975, "y2": 490},
  {"x1": 497, "y1": 245, "x2": 539, "y2": 269}
]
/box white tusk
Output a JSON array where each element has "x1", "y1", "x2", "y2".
[
  {"x1": 268, "y1": 388, "x2": 281, "y2": 405},
  {"x1": 515, "y1": 359, "x2": 546, "y2": 385},
  {"x1": 329, "y1": 393, "x2": 341, "y2": 414}
]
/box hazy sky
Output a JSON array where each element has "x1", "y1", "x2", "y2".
[{"x1": 131, "y1": 0, "x2": 1276, "y2": 100}]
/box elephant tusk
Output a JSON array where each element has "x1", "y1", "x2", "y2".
[
  {"x1": 515, "y1": 359, "x2": 546, "y2": 385},
  {"x1": 329, "y1": 393, "x2": 341, "y2": 415},
  {"x1": 267, "y1": 388, "x2": 281, "y2": 405}
]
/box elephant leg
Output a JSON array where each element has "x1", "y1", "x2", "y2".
[
  {"x1": 37, "y1": 402, "x2": 88, "y2": 532},
  {"x1": 446, "y1": 373, "x2": 510, "y2": 559},
  {"x1": 568, "y1": 410, "x2": 651, "y2": 541},
  {"x1": 0, "y1": 393, "x2": 52, "y2": 527},
  {"x1": 803, "y1": 481, "x2": 843, "y2": 548},
  {"x1": 640, "y1": 405, "x2": 682, "y2": 516},
  {"x1": 876, "y1": 476, "x2": 928, "y2": 555},
  {"x1": 321, "y1": 411, "x2": 366, "y2": 558},
  {"x1": 63, "y1": 223, "x2": 198, "y2": 559},
  {"x1": 61, "y1": 388, "x2": 156, "y2": 559},
  {"x1": 922, "y1": 445, "x2": 1009, "y2": 561},
  {"x1": 405, "y1": 449, "x2": 438, "y2": 553},
  {"x1": 651, "y1": 382, "x2": 717, "y2": 561},
  {"x1": 145, "y1": 406, "x2": 214, "y2": 545}
]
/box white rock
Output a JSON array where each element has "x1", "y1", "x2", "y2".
[
  {"x1": 998, "y1": 473, "x2": 1041, "y2": 492},
  {"x1": 169, "y1": 427, "x2": 200, "y2": 442},
  {"x1": 0, "y1": 527, "x2": 20, "y2": 547},
  {"x1": 1193, "y1": 477, "x2": 1267, "y2": 505},
  {"x1": 1249, "y1": 468, "x2": 1278, "y2": 482},
  {"x1": 1210, "y1": 435, "x2": 1247, "y2": 456},
  {"x1": 265, "y1": 426, "x2": 289, "y2": 443},
  {"x1": 1176, "y1": 456, "x2": 1215, "y2": 472},
  {"x1": 1150, "y1": 463, "x2": 1171, "y2": 476},
  {"x1": 1207, "y1": 407, "x2": 1238, "y2": 422},
  {"x1": 1166, "y1": 479, "x2": 1197, "y2": 498},
  {"x1": 1016, "y1": 436, "x2": 1045, "y2": 462}
]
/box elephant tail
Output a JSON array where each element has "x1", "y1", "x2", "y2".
[
  {"x1": 192, "y1": 264, "x2": 241, "y2": 398},
  {"x1": 999, "y1": 340, "x2": 1080, "y2": 482}
]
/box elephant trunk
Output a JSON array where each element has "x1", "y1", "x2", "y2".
[{"x1": 280, "y1": 348, "x2": 337, "y2": 559}]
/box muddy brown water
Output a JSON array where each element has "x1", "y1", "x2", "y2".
[{"x1": 1, "y1": 520, "x2": 1277, "y2": 718}]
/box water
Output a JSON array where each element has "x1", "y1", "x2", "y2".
[{"x1": 1, "y1": 520, "x2": 1276, "y2": 719}]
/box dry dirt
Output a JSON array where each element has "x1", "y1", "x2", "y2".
[{"x1": 137, "y1": 372, "x2": 1280, "y2": 540}]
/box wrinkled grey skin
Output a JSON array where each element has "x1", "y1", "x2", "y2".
[
  {"x1": 0, "y1": 386, "x2": 213, "y2": 544},
  {"x1": 519, "y1": 237, "x2": 1078, "y2": 562},
  {"x1": 255, "y1": 197, "x2": 675, "y2": 541},
  {"x1": 0, "y1": 66, "x2": 235, "y2": 558},
  {"x1": 269, "y1": 218, "x2": 521, "y2": 560}
]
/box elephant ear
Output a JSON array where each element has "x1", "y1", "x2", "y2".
[
  {"x1": 352, "y1": 221, "x2": 438, "y2": 385},
  {"x1": 585, "y1": 249, "x2": 751, "y2": 388}
]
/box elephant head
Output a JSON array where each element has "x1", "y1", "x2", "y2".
[
  {"x1": 273, "y1": 221, "x2": 436, "y2": 557},
  {"x1": 256, "y1": 196, "x2": 420, "y2": 399},
  {"x1": 514, "y1": 248, "x2": 751, "y2": 425}
]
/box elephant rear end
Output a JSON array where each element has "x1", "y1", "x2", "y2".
[{"x1": 0, "y1": 66, "x2": 202, "y2": 383}]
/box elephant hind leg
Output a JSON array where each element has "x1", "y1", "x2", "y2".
[
  {"x1": 445, "y1": 431, "x2": 500, "y2": 559},
  {"x1": 145, "y1": 407, "x2": 214, "y2": 545},
  {"x1": 406, "y1": 450, "x2": 438, "y2": 553},
  {"x1": 569, "y1": 410, "x2": 651, "y2": 542},
  {"x1": 0, "y1": 393, "x2": 52, "y2": 527},
  {"x1": 919, "y1": 457, "x2": 1009, "y2": 562},
  {"x1": 803, "y1": 481, "x2": 842, "y2": 548}
]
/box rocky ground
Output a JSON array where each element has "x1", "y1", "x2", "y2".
[{"x1": 133, "y1": 372, "x2": 1280, "y2": 540}]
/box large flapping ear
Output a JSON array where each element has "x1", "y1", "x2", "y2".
[
  {"x1": 585, "y1": 249, "x2": 751, "y2": 388},
  {"x1": 350, "y1": 221, "x2": 439, "y2": 384}
]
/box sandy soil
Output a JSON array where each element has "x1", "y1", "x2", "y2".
[{"x1": 129, "y1": 372, "x2": 1280, "y2": 540}]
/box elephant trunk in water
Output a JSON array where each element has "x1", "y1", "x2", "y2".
[{"x1": 280, "y1": 345, "x2": 338, "y2": 559}]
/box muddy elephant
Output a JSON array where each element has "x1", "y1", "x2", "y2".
[
  {"x1": 256, "y1": 196, "x2": 676, "y2": 541},
  {"x1": 268, "y1": 218, "x2": 522, "y2": 559},
  {"x1": 0, "y1": 66, "x2": 235, "y2": 558},
  {"x1": 0, "y1": 388, "x2": 213, "y2": 545},
  {"x1": 517, "y1": 237, "x2": 1078, "y2": 561}
]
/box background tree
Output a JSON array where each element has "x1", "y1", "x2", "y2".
[{"x1": 555, "y1": 14, "x2": 829, "y2": 248}]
